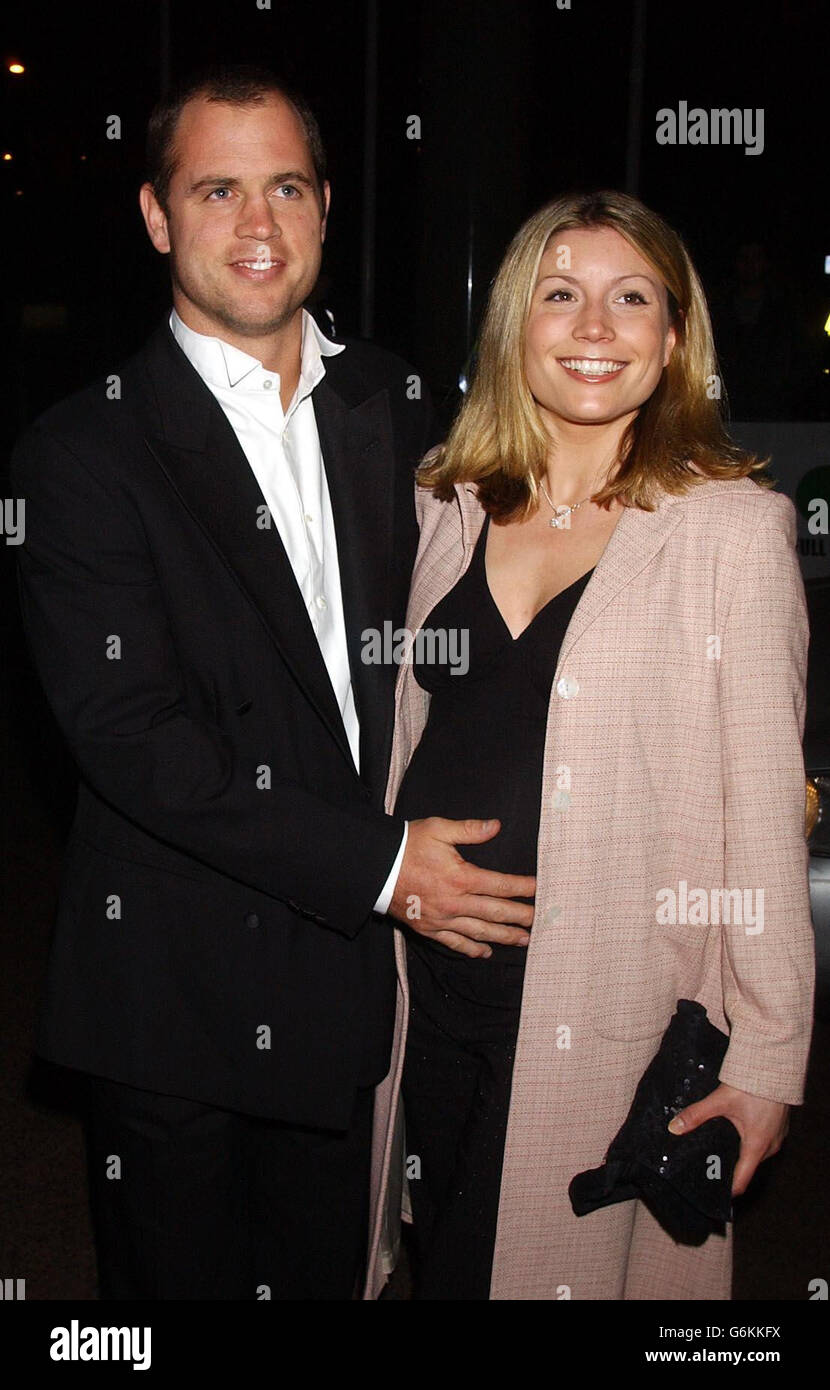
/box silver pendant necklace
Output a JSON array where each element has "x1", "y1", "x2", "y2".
[{"x1": 539, "y1": 479, "x2": 595, "y2": 529}]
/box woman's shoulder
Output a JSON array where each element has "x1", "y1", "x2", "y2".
[
  {"x1": 662, "y1": 473, "x2": 796, "y2": 540},
  {"x1": 414, "y1": 479, "x2": 484, "y2": 534}
]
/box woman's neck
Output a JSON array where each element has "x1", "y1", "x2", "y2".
[{"x1": 540, "y1": 413, "x2": 632, "y2": 505}]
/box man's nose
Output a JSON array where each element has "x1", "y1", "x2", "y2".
[{"x1": 236, "y1": 195, "x2": 281, "y2": 241}]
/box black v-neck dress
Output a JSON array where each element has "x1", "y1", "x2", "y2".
[{"x1": 394, "y1": 512, "x2": 594, "y2": 1299}]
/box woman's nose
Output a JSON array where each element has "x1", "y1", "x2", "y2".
[{"x1": 572, "y1": 300, "x2": 614, "y2": 341}]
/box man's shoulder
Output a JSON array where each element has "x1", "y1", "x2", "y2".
[
  {"x1": 12, "y1": 320, "x2": 171, "y2": 463},
  {"x1": 324, "y1": 335, "x2": 425, "y2": 406},
  {"x1": 21, "y1": 373, "x2": 124, "y2": 447}
]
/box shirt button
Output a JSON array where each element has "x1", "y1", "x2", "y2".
[
  {"x1": 244, "y1": 912, "x2": 260, "y2": 929},
  {"x1": 315, "y1": 595, "x2": 328, "y2": 610},
  {"x1": 304, "y1": 513, "x2": 314, "y2": 524},
  {"x1": 556, "y1": 675, "x2": 579, "y2": 699},
  {"x1": 263, "y1": 379, "x2": 274, "y2": 390}
]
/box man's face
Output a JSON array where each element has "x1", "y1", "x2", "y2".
[{"x1": 140, "y1": 94, "x2": 329, "y2": 342}]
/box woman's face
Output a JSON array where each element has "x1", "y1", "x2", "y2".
[{"x1": 524, "y1": 226, "x2": 677, "y2": 434}]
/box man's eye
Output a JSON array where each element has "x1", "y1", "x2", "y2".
[
  {"x1": 207, "y1": 187, "x2": 232, "y2": 200},
  {"x1": 276, "y1": 184, "x2": 300, "y2": 198}
]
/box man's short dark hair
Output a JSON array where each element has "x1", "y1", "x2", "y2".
[{"x1": 145, "y1": 62, "x2": 327, "y2": 214}]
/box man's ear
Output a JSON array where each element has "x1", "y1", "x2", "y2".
[
  {"x1": 139, "y1": 183, "x2": 171, "y2": 255},
  {"x1": 320, "y1": 180, "x2": 331, "y2": 242}
]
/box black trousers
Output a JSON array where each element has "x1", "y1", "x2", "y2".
[
  {"x1": 402, "y1": 939, "x2": 525, "y2": 1300},
  {"x1": 84, "y1": 1075, "x2": 374, "y2": 1300}
]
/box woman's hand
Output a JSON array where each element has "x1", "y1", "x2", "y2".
[{"x1": 667, "y1": 1082, "x2": 790, "y2": 1196}]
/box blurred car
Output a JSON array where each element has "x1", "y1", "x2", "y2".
[{"x1": 805, "y1": 575, "x2": 830, "y2": 1021}]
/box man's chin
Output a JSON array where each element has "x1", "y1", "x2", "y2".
[
  {"x1": 209, "y1": 302, "x2": 299, "y2": 338},
  {"x1": 172, "y1": 282, "x2": 304, "y2": 340}
]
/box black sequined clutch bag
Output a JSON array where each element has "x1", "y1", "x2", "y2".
[{"x1": 568, "y1": 999, "x2": 740, "y2": 1244}]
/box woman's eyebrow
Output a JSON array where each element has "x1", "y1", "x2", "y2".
[
  {"x1": 536, "y1": 272, "x2": 659, "y2": 286},
  {"x1": 536, "y1": 271, "x2": 658, "y2": 284}
]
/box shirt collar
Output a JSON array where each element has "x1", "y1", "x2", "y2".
[{"x1": 169, "y1": 306, "x2": 345, "y2": 400}]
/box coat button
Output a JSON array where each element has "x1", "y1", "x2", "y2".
[
  {"x1": 556, "y1": 675, "x2": 579, "y2": 699},
  {"x1": 244, "y1": 913, "x2": 260, "y2": 929}
]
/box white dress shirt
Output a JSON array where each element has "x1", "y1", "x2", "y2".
[{"x1": 170, "y1": 307, "x2": 407, "y2": 914}]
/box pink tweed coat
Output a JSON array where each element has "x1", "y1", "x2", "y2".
[{"x1": 364, "y1": 474, "x2": 815, "y2": 1300}]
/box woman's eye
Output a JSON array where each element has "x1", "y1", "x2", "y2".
[
  {"x1": 544, "y1": 289, "x2": 573, "y2": 302},
  {"x1": 617, "y1": 291, "x2": 648, "y2": 304}
]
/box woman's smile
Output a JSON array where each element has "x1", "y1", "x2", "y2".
[{"x1": 557, "y1": 356, "x2": 628, "y2": 382}]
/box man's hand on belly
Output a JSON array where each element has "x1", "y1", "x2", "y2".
[{"x1": 387, "y1": 817, "x2": 534, "y2": 958}]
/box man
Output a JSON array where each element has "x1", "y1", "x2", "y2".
[{"x1": 10, "y1": 64, "x2": 534, "y2": 1300}]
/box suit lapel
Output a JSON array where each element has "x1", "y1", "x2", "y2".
[
  {"x1": 140, "y1": 320, "x2": 354, "y2": 767},
  {"x1": 313, "y1": 375, "x2": 394, "y2": 796}
]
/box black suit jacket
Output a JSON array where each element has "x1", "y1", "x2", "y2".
[{"x1": 10, "y1": 316, "x2": 435, "y2": 1128}]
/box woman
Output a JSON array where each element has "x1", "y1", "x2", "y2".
[{"x1": 365, "y1": 191, "x2": 814, "y2": 1300}]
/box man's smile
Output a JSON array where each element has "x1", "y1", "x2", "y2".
[{"x1": 229, "y1": 255, "x2": 286, "y2": 280}]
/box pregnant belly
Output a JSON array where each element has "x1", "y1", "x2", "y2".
[
  {"x1": 398, "y1": 748, "x2": 540, "y2": 873},
  {"x1": 395, "y1": 718, "x2": 541, "y2": 974}
]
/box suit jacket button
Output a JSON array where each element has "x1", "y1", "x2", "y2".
[{"x1": 244, "y1": 912, "x2": 260, "y2": 929}]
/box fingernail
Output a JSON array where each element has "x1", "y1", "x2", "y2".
[{"x1": 668, "y1": 1117, "x2": 685, "y2": 1134}]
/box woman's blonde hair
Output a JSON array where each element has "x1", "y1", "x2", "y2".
[{"x1": 418, "y1": 190, "x2": 771, "y2": 517}]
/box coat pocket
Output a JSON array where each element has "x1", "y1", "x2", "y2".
[{"x1": 588, "y1": 912, "x2": 713, "y2": 1042}]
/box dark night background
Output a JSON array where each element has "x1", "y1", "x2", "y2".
[
  {"x1": 1, "y1": 0, "x2": 828, "y2": 1303},
  {"x1": 2, "y1": 0, "x2": 829, "y2": 430}
]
